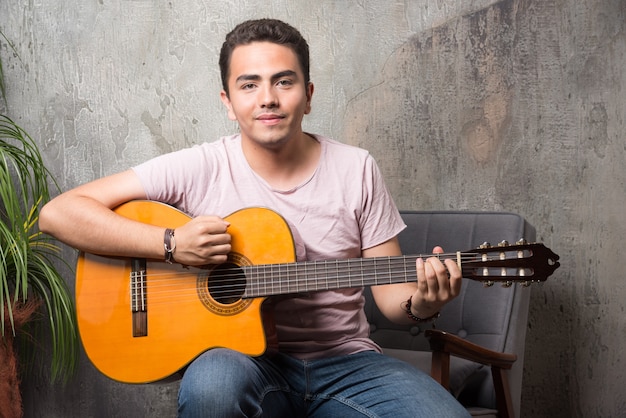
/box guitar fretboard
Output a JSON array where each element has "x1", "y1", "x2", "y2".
[{"x1": 241, "y1": 255, "x2": 420, "y2": 298}]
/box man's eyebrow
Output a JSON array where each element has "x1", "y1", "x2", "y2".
[
  {"x1": 234, "y1": 70, "x2": 299, "y2": 85},
  {"x1": 235, "y1": 74, "x2": 261, "y2": 84},
  {"x1": 272, "y1": 70, "x2": 298, "y2": 80}
]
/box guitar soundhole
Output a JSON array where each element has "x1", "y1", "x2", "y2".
[{"x1": 207, "y1": 262, "x2": 247, "y2": 304}]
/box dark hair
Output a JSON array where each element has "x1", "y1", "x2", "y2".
[{"x1": 219, "y1": 19, "x2": 310, "y2": 96}]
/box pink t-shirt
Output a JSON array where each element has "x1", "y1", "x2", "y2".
[{"x1": 133, "y1": 134, "x2": 405, "y2": 359}]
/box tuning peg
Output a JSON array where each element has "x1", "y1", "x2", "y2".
[
  {"x1": 520, "y1": 281, "x2": 532, "y2": 287},
  {"x1": 497, "y1": 243, "x2": 508, "y2": 277},
  {"x1": 483, "y1": 280, "x2": 494, "y2": 287},
  {"x1": 516, "y1": 238, "x2": 528, "y2": 245},
  {"x1": 480, "y1": 242, "x2": 491, "y2": 249},
  {"x1": 502, "y1": 281, "x2": 513, "y2": 288}
]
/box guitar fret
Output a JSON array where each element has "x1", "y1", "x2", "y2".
[
  {"x1": 286, "y1": 263, "x2": 294, "y2": 293},
  {"x1": 316, "y1": 261, "x2": 322, "y2": 291},
  {"x1": 255, "y1": 266, "x2": 266, "y2": 296},
  {"x1": 315, "y1": 261, "x2": 320, "y2": 291},
  {"x1": 283, "y1": 263, "x2": 289, "y2": 294},
  {"x1": 317, "y1": 261, "x2": 322, "y2": 291},
  {"x1": 330, "y1": 260, "x2": 336, "y2": 290},
  {"x1": 254, "y1": 264, "x2": 260, "y2": 297},
  {"x1": 372, "y1": 257, "x2": 379, "y2": 285},
  {"x1": 404, "y1": 258, "x2": 407, "y2": 284},
  {"x1": 277, "y1": 264, "x2": 282, "y2": 294},
  {"x1": 292, "y1": 262, "x2": 300, "y2": 293},
  {"x1": 324, "y1": 260, "x2": 328, "y2": 291},
  {"x1": 247, "y1": 265, "x2": 253, "y2": 298},
  {"x1": 253, "y1": 265, "x2": 261, "y2": 297},
  {"x1": 361, "y1": 258, "x2": 365, "y2": 287}
]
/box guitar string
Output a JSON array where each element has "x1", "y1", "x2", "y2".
[{"x1": 125, "y1": 252, "x2": 534, "y2": 307}]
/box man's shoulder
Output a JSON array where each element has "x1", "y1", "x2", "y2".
[
  {"x1": 201, "y1": 134, "x2": 241, "y2": 150},
  {"x1": 311, "y1": 134, "x2": 371, "y2": 159},
  {"x1": 177, "y1": 134, "x2": 241, "y2": 158}
]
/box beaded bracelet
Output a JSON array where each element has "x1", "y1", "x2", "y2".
[
  {"x1": 403, "y1": 297, "x2": 440, "y2": 322},
  {"x1": 164, "y1": 228, "x2": 176, "y2": 264}
]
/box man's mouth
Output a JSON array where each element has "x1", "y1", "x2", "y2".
[{"x1": 256, "y1": 113, "x2": 285, "y2": 125}]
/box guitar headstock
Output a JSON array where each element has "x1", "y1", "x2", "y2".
[{"x1": 461, "y1": 240, "x2": 560, "y2": 286}]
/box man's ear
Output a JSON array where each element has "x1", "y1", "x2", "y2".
[
  {"x1": 220, "y1": 90, "x2": 237, "y2": 121},
  {"x1": 304, "y1": 82, "x2": 314, "y2": 115}
]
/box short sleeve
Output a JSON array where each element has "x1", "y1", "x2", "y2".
[{"x1": 359, "y1": 155, "x2": 406, "y2": 250}]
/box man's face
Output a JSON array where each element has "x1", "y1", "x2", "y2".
[{"x1": 220, "y1": 42, "x2": 313, "y2": 150}]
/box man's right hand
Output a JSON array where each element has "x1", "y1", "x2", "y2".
[{"x1": 171, "y1": 216, "x2": 232, "y2": 266}]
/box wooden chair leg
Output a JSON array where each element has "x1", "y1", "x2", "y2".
[
  {"x1": 430, "y1": 351, "x2": 451, "y2": 390},
  {"x1": 491, "y1": 366, "x2": 514, "y2": 418}
]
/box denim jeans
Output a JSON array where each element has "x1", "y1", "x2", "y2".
[{"x1": 178, "y1": 348, "x2": 470, "y2": 417}]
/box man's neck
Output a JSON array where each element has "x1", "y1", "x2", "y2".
[{"x1": 242, "y1": 132, "x2": 321, "y2": 191}]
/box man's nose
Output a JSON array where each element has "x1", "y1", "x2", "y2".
[{"x1": 259, "y1": 85, "x2": 278, "y2": 108}]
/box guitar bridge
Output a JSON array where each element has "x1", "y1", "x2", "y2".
[{"x1": 131, "y1": 258, "x2": 148, "y2": 337}]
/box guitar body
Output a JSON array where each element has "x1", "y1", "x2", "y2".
[{"x1": 76, "y1": 201, "x2": 296, "y2": 384}]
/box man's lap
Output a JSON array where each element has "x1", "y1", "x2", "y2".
[{"x1": 178, "y1": 348, "x2": 469, "y2": 417}]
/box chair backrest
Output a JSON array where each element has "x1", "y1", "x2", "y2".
[{"x1": 364, "y1": 211, "x2": 535, "y2": 416}]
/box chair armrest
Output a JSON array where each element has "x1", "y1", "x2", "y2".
[
  {"x1": 425, "y1": 329, "x2": 517, "y2": 418},
  {"x1": 424, "y1": 329, "x2": 517, "y2": 369}
]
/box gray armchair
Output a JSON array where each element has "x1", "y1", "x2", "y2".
[{"x1": 364, "y1": 211, "x2": 537, "y2": 418}]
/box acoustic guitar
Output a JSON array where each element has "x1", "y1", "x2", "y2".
[{"x1": 75, "y1": 201, "x2": 560, "y2": 383}]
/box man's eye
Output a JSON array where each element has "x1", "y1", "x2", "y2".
[
  {"x1": 242, "y1": 83, "x2": 256, "y2": 90},
  {"x1": 277, "y1": 79, "x2": 293, "y2": 86}
]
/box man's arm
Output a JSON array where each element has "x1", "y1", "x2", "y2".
[
  {"x1": 367, "y1": 237, "x2": 463, "y2": 324},
  {"x1": 39, "y1": 169, "x2": 232, "y2": 266}
]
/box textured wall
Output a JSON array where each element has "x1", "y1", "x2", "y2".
[
  {"x1": 1, "y1": 0, "x2": 625, "y2": 417},
  {"x1": 343, "y1": 1, "x2": 626, "y2": 416}
]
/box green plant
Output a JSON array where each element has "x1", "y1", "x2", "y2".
[{"x1": 0, "y1": 114, "x2": 78, "y2": 382}]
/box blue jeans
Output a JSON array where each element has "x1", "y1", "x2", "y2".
[{"x1": 178, "y1": 348, "x2": 470, "y2": 417}]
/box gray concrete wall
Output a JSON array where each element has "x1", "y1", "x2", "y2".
[{"x1": 1, "y1": 0, "x2": 624, "y2": 416}]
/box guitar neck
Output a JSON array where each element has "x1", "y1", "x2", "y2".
[
  {"x1": 241, "y1": 255, "x2": 420, "y2": 298},
  {"x1": 239, "y1": 240, "x2": 560, "y2": 298}
]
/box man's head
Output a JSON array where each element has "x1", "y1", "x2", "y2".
[{"x1": 219, "y1": 19, "x2": 310, "y2": 97}]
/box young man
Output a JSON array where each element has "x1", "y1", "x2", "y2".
[{"x1": 40, "y1": 19, "x2": 469, "y2": 417}]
